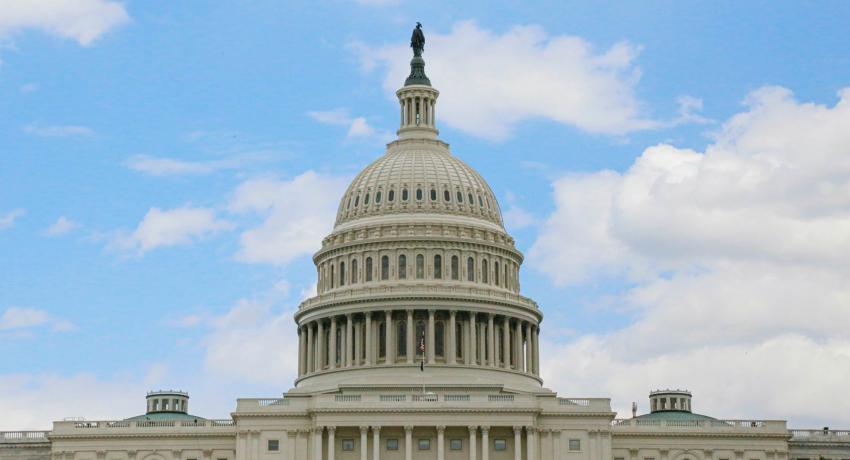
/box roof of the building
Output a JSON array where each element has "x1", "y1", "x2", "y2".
[
  {"x1": 634, "y1": 410, "x2": 719, "y2": 422},
  {"x1": 334, "y1": 142, "x2": 504, "y2": 229},
  {"x1": 124, "y1": 412, "x2": 206, "y2": 422}
]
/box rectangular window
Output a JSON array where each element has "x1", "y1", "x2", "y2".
[
  {"x1": 342, "y1": 439, "x2": 354, "y2": 451},
  {"x1": 268, "y1": 440, "x2": 279, "y2": 451},
  {"x1": 450, "y1": 439, "x2": 463, "y2": 450},
  {"x1": 494, "y1": 439, "x2": 507, "y2": 451},
  {"x1": 418, "y1": 438, "x2": 431, "y2": 450},
  {"x1": 386, "y1": 439, "x2": 399, "y2": 450},
  {"x1": 569, "y1": 439, "x2": 581, "y2": 451}
]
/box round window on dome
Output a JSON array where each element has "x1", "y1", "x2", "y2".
[
  {"x1": 416, "y1": 188, "x2": 423, "y2": 201},
  {"x1": 443, "y1": 190, "x2": 450, "y2": 202},
  {"x1": 388, "y1": 190, "x2": 395, "y2": 202},
  {"x1": 375, "y1": 191, "x2": 382, "y2": 203},
  {"x1": 457, "y1": 191, "x2": 463, "y2": 203},
  {"x1": 430, "y1": 189, "x2": 437, "y2": 201}
]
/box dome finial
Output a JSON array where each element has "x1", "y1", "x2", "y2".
[{"x1": 405, "y1": 22, "x2": 431, "y2": 86}]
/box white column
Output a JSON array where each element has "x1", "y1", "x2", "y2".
[
  {"x1": 385, "y1": 310, "x2": 394, "y2": 364},
  {"x1": 346, "y1": 314, "x2": 353, "y2": 367},
  {"x1": 467, "y1": 313, "x2": 476, "y2": 365},
  {"x1": 553, "y1": 430, "x2": 561, "y2": 460},
  {"x1": 372, "y1": 426, "x2": 381, "y2": 460},
  {"x1": 448, "y1": 311, "x2": 457, "y2": 364},
  {"x1": 427, "y1": 309, "x2": 435, "y2": 364},
  {"x1": 313, "y1": 427, "x2": 323, "y2": 460},
  {"x1": 515, "y1": 321, "x2": 524, "y2": 371},
  {"x1": 355, "y1": 320, "x2": 362, "y2": 366},
  {"x1": 487, "y1": 314, "x2": 495, "y2": 367},
  {"x1": 317, "y1": 321, "x2": 325, "y2": 370},
  {"x1": 253, "y1": 431, "x2": 260, "y2": 460},
  {"x1": 513, "y1": 426, "x2": 522, "y2": 460},
  {"x1": 406, "y1": 310, "x2": 414, "y2": 364},
  {"x1": 481, "y1": 426, "x2": 490, "y2": 460},
  {"x1": 533, "y1": 326, "x2": 540, "y2": 375},
  {"x1": 298, "y1": 327, "x2": 305, "y2": 376},
  {"x1": 437, "y1": 425, "x2": 445, "y2": 460},
  {"x1": 360, "y1": 426, "x2": 369, "y2": 460},
  {"x1": 327, "y1": 427, "x2": 336, "y2": 460},
  {"x1": 468, "y1": 426, "x2": 477, "y2": 460},
  {"x1": 329, "y1": 317, "x2": 337, "y2": 369},
  {"x1": 307, "y1": 323, "x2": 314, "y2": 372},
  {"x1": 502, "y1": 317, "x2": 511, "y2": 369},
  {"x1": 365, "y1": 312, "x2": 373, "y2": 365},
  {"x1": 405, "y1": 426, "x2": 413, "y2": 460},
  {"x1": 526, "y1": 427, "x2": 536, "y2": 460}
]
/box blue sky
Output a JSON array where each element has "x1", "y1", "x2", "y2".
[{"x1": 2, "y1": 1, "x2": 850, "y2": 429}]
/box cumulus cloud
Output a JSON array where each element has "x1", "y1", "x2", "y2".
[
  {"x1": 229, "y1": 171, "x2": 349, "y2": 264},
  {"x1": 111, "y1": 206, "x2": 234, "y2": 254},
  {"x1": 0, "y1": 307, "x2": 76, "y2": 335},
  {"x1": 0, "y1": 208, "x2": 25, "y2": 230},
  {"x1": 23, "y1": 124, "x2": 94, "y2": 137},
  {"x1": 353, "y1": 21, "x2": 662, "y2": 140},
  {"x1": 308, "y1": 108, "x2": 392, "y2": 141},
  {"x1": 45, "y1": 216, "x2": 79, "y2": 236},
  {"x1": 531, "y1": 86, "x2": 850, "y2": 427},
  {"x1": 126, "y1": 154, "x2": 252, "y2": 176},
  {"x1": 0, "y1": 0, "x2": 129, "y2": 46}
]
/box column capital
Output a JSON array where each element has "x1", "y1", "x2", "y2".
[
  {"x1": 360, "y1": 426, "x2": 369, "y2": 433},
  {"x1": 513, "y1": 426, "x2": 523, "y2": 433},
  {"x1": 346, "y1": 312, "x2": 352, "y2": 319},
  {"x1": 468, "y1": 425, "x2": 478, "y2": 433},
  {"x1": 526, "y1": 426, "x2": 536, "y2": 434},
  {"x1": 449, "y1": 309, "x2": 457, "y2": 316},
  {"x1": 479, "y1": 425, "x2": 490, "y2": 434},
  {"x1": 436, "y1": 425, "x2": 446, "y2": 433},
  {"x1": 327, "y1": 426, "x2": 336, "y2": 433},
  {"x1": 428, "y1": 308, "x2": 436, "y2": 314},
  {"x1": 372, "y1": 426, "x2": 382, "y2": 433},
  {"x1": 404, "y1": 425, "x2": 414, "y2": 432},
  {"x1": 314, "y1": 426, "x2": 324, "y2": 433}
]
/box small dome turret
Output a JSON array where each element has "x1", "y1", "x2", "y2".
[
  {"x1": 145, "y1": 390, "x2": 189, "y2": 414},
  {"x1": 650, "y1": 389, "x2": 693, "y2": 413}
]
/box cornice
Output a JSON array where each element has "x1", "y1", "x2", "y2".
[{"x1": 611, "y1": 431, "x2": 791, "y2": 440}]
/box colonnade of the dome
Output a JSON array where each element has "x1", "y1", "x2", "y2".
[{"x1": 296, "y1": 308, "x2": 540, "y2": 379}]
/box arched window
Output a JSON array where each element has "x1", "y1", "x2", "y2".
[
  {"x1": 347, "y1": 197, "x2": 352, "y2": 209},
  {"x1": 478, "y1": 195, "x2": 483, "y2": 207},
  {"x1": 364, "y1": 193, "x2": 370, "y2": 205},
  {"x1": 430, "y1": 188, "x2": 437, "y2": 201},
  {"x1": 397, "y1": 321, "x2": 407, "y2": 357},
  {"x1": 351, "y1": 259, "x2": 358, "y2": 284},
  {"x1": 375, "y1": 191, "x2": 382, "y2": 203},
  {"x1": 365, "y1": 257, "x2": 373, "y2": 282},
  {"x1": 457, "y1": 191, "x2": 463, "y2": 203},
  {"x1": 388, "y1": 189, "x2": 395, "y2": 202},
  {"x1": 415, "y1": 320, "x2": 426, "y2": 357},
  {"x1": 416, "y1": 254, "x2": 425, "y2": 279},
  {"x1": 340, "y1": 262, "x2": 346, "y2": 286},
  {"x1": 354, "y1": 195, "x2": 359, "y2": 207},
  {"x1": 456, "y1": 321, "x2": 464, "y2": 360},
  {"x1": 443, "y1": 189, "x2": 451, "y2": 202},
  {"x1": 467, "y1": 257, "x2": 475, "y2": 281},
  {"x1": 451, "y1": 256, "x2": 459, "y2": 280},
  {"x1": 336, "y1": 327, "x2": 343, "y2": 365},
  {"x1": 434, "y1": 255, "x2": 442, "y2": 279},
  {"x1": 494, "y1": 261, "x2": 500, "y2": 286},
  {"x1": 482, "y1": 260, "x2": 489, "y2": 283},
  {"x1": 416, "y1": 188, "x2": 423, "y2": 201},
  {"x1": 330, "y1": 264, "x2": 335, "y2": 288},
  {"x1": 398, "y1": 254, "x2": 407, "y2": 279},
  {"x1": 378, "y1": 322, "x2": 386, "y2": 358},
  {"x1": 435, "y1": 321, "x2": 445, "y2": 357},
  {"x1": 381, "y1": 255, "x2": 389, "y2": 280},
  {"x1": 468, "y1": 193, "x2": 473, "y2": 204}
]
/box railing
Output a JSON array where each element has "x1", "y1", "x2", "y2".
[
  {"x1": 299, "y1": 285, "x2": 539, "y2": 311},
  {"x1": 444, "y1": 394, "x2": 471, "y2": 401},
  {"x1": 0, "y1": 431, "x2": 50, "y2": 443},
  {"x1": 412, "y1": 394, "x2": 439, "y2": 402},
  {"x1": 258, "y1": 398, "x2": 289, "y2": 407},
  {"x1": 558, "y1": 398, "x2": 589, "y2": 406},
  {"x1": 380, "y1": 395, "x2": 407, "y2": 402},
  {"x1": 52, "y1": 419, "x2": 236, "y2": 435},
  {"x1": 488, "y1": 395, "x2": 514, "y2": 402},
  {"x1": 611, "y1": 419, "x2": 786, "y2": 431},
  {"x1": 791, "y1": 429, "x2": 850, "y2": 438},
  {"x1": 335, "y1": 395, "x2": 362, "y2": 402}
]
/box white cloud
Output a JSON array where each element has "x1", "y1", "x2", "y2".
[
  {"x1": 23, "y1": 124, "x2": 94, "y2": 137},
  {"x1": 531, "y1": 86, "x2": 850, "y2": 426},
  {"x1": 112, "y1": 206, "x2": 234, "y2": 254},
  {"x1": 353, "y1": 21, "x2": 660, "y2": 140},
  {"x1": 0, "y1": 0, "x2": 128, "y2": 46},
  {"x1": 45, "y1": 216, "x2": 80, "y2": 236},
  {"x1": 19, "y1": 82, "x2": 38, "y2": 93},
  {"x1": 126, "y1": 154, "x2": 253, "y2": 176},
  {"x1": 0, "y1": 208, "x2": 25, "y2": 230},
  {"x1": 229, "y1": 171, "x2": 349, "y2": 265},
  {"x1": 0, "y1": 306, "x2": 76, "y2": 336},
  {"x1": 308, "y1": 108, "x2": 391, "y2": 141}
]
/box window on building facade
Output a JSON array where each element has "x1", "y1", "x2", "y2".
[
  {"x1": 340, "y1": 262, "x2": 345, "y2": 286},
  {"x1": 498, "y1": 328, "x2": 505, "y2": 364},
  {"x1": 444, "y1": 189, "x2": 451, "y2": 201},
  {"x1": 416, "y1": 188, "x2": 423, "y2": 201},
  {"x1": 416, "y1": 254, "x2": 424, "y2": 279},
  {"x1": 430, "y1": 189, "x2": 437, "y2": 201},
  {"x1": 268, "y1": 440, "x2": 279, "y2": 451},
  {"x1": 456, "y1": 322, "x2": 463, "y2": 359},
  {"x1": 379, "y1": 322, "x2": 386, "y2": 358},
  {"x1": 402, "y1": 188, "x2": 409, "y2": 201},
  {"x1": 451, "y1": 255, "x2": 459, "y2": 280},
  {"x1": 467, "y1": 257, "x2": 475, "y2": 281},
  {"x1": 450, "y1": 439, "x2": 463, "y2": 450},
  {"x1": 351, "y1": 259, "x2": 358, "y2": 284},
  {"x1": 336, "y1": 328, "x2": 342, "y2": 364},
  {"x1": 435, "y1": 321, "x2": 445, "y2": 357},
  {"x1": 482, "y1": 260, "x2": 489, "y2": 283},
  {"x1": 375, "y1": 191, "x2": 382, "y2": 203},
  {"x1": 434, "y1": 255, "x2": 442, "y2": 279},
  {"x1": 387, "y1": 439, "x2": 399, "y2": 450},
  {"x1": 457, "y1": 191, "x2": 463, "y2": 203},
  {"x1": 494, "y1": 261, "x2": 500, "y2": 286},
  {"x1": 388, "y1": 189, "x2": 395, "y2": 202},
  {"x1": 398, "y1": 254, "x2": 407, "y2": 279},
  {"x1": 569, "y1": 439, "x2": 581, "y2": 451},
  {"x1": 365, "y1": 257, "x2": 373, "y2": 282},
  {"x1": 494, "y1": 439, "x2": 507, "y2": 451},
  {"x1": 364, "y1": 193, "x2": 370, "y2": 205},
  {"x1": 381, "y1": 255, "x2": 389, "y2": 280},
  {"x1": 342, "y1": 439, "x2": 355, "y2": 451},
  {"x1": 419, "y1": 439, "x2": 431, "y2": 450},
  {"x1": 416, "y1": 321, "x2": 426, "y2": 357},
  {"x1": 330, "y1": 264, "x2": 335, "y2": 288},
  {"x1": 397, "y1": 321, "x2": 407, "y2": 356}
]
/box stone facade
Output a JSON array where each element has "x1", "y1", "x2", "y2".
[{"x1": 4, "y1": 28, "x2": 848, "y2": 460}]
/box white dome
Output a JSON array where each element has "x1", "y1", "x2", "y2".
[{"x1": 334, "y1": 138, "x2": 503, "y2": 229}]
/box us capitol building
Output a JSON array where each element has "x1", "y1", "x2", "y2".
[{"x1": 3, "y1": 25, "x2": 847, "y2": 460}]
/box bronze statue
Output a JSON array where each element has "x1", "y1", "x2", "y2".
[{"x1": 411, "y1": 22, "x2": 425, "y2": 57}]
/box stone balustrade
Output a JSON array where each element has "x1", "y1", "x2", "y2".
[
  {"x1": 611, "y1": 418, "x2": 787, "y2": 432},
  {"x1": 0, "y1": 431, "x2": 50, "y2": 443},
  {"x1": 50, "y1": 419, "x2": 235, "y2": 436},
  {"x1": 791, "y1": 428, "x2": 850, "y2": 438}
]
